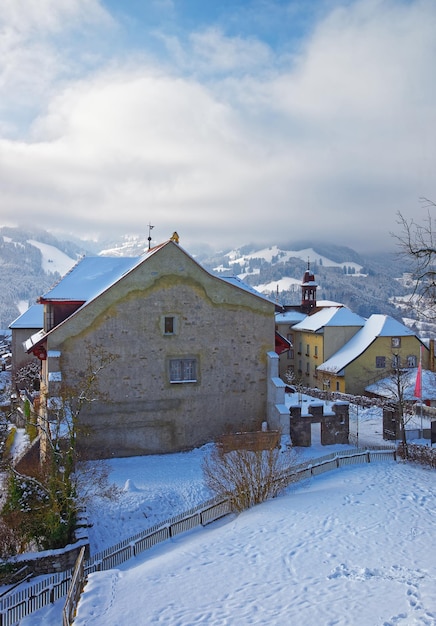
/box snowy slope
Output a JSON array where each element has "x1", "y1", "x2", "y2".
[
  {"x1": 225, "y1": 245, "x2": 364, "y2": 274},
  {"x1": 19, "y1": 400, "x2": 436, "y2": 626},
  {"x1": 72, "y1": 462, "x2": 435, "y2": 626},
  {"x1": 27, "y1": 240, "x2": 76, "y2": 275}
]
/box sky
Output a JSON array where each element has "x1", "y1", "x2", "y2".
[{"x1": 1, "y1": 0, "x2": 435, "y2": 253}]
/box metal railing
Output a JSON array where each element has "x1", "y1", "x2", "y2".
[
  {"x1": 62, "y1": 547, "x2": 85, "y2": 626},
  {"x1": 0, "y1": 448, "x2": 396, "y2": 626}
]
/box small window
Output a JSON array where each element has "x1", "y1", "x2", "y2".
[
  {"x1": 170, "y1": 358, "x2": 197, "y2": 383},
  {"x1": 288, "y1": 349, "x2": 294, "y2": 360},
  {"x1": 164, "y1": 316, "x2": 174, "y2": 334},
  {"x1": 376, "y1": 356, "x2": 386, "y2": 368},
  {"x1": 314, "y1": 345, "x2": 318, "y2": 358},
  {"x1": 306, "y1": 344, "x2": 310, "y2": 356},
  {"x1": 392, "y1": 354, "x2": 400, "y2": 369},
  {"x1": 336, "y1": 381, "x2": 340, "y2": 391},
  {"x1": 45, "y1": 305, "x2": 55, "y2": 331},
  {"x1": 407, "y1": 355, "x2": 417, "y2": 368},
  {"x1": 391, "y1": 337, "x2": 401, "y2": 348}
]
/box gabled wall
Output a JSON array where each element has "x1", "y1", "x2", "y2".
[
  {"x1": 343, "y1": 335, "x2": 425, "y2": 395},
  {"x1": 43, "y1": 243, "x2": 275, "y2": 457}
]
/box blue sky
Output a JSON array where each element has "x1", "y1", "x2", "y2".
[{"x1": 0, "y1": 0, "x2": 435, "y2": 253}]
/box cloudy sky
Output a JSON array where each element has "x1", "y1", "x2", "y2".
[{"x1": 1, "y1": 0, "x2": 435, "y2": 253}]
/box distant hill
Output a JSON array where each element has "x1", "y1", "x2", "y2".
[
  {"x1": 0, "y1": 227, "x2": 89, "y2": 329},
  {"x1": 0, "y1": 228, "x2": 417, "y2": 331},
  {"x1": 199, "y1": 243, "x2": 411, "y2": 321}
]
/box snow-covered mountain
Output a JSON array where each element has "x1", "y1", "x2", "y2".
[
  {"x1": 0, "y1": 227, "x2": 87, "y2": 329},
  {"x1": 26, "y1": 240, "x2": 77, "y2": 276},
  {"x1": 0, "y1": 227, "x2": 418, "y2": 330},
  {"x1": 221, "y1": 244, "x2": 364, "y2": 275}
]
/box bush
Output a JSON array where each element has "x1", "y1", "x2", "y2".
[
  {"x1": 0, "y1": 517, "x2": 23, "y2": 558},
  {"x1": 23, "y1": 400, "x2": 38, "y2": 442},
  {"x1": 202, "y1": 440, "x2": 297, "y2": 513},
  {"x1": 1, "y1": 462, "x2": 77, "y2": 552},
  {"x1": 3, "y1": 427, "x2": 16, "y2": 460},
  {"x1": 397, "y1": 443, "x2": 436, "y2": 469}
]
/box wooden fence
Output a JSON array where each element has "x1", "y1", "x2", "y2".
[{"x1": 0, "y1": 448, "x2": 396, "y2": 626}]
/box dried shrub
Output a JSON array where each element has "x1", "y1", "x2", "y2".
[
  {"x1": 202, "y1": 439, "x2": 297, "y2": 513},
  {"x1": 397, "y1": 442, "x2": 436, "y2": 469}
]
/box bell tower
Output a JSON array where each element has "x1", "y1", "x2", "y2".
[{"x1": 301, "y1": 260, "x2": 317, "y2": 313}]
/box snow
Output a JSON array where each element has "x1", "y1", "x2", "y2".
[
  {"x1": 40, "y1": 256, "x2": 140, "y2": 302},
  {"x1": 318, "y1": 314, "x2": 418, "y2": 375},
  {"x1": 366, "y1": 368, "x2": 436, "y2": 402},
  {"x1": 255, "y1": 276, "x2": 301, "y2": 293},
  {"x1": 226, "y1": 246, "x2": 364, "y2": 274},
  {"x1": 72, "y1": 463, "x2": 435, "y2": 626},
  {"x1": 15, "y1": 401, "x2": 436, "y2": 625},
  {"x1": 291, "y1": 305, "x2": 365, "y2": 332},
  {"x1": 27, "y1": 240, "x2": 77, "y2": 276},
  {"x1": 9, "y1": 304, "x2": 43, "y2": 329},
  {"x1": 9, "y1": 393, "x2": 436, "y2": 626}
]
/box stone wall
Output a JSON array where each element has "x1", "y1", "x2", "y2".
[
  {"x1": 45, "y1": 243, "x2": 276, "y2": 457},
  {"x1": 289, "y1": 401, "x2": 349, "y2": 446},
  {"x1": 0, "y1": 521, "x2": 90, "y2": 584}
]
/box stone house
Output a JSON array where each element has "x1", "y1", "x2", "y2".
[{"x1": 21, "y1": 238, "x2": 277, "y2": 458}]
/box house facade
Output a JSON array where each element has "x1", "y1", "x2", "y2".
[
  {"x1": 9, "y1": 304, "x2": 43, "y2": 391},
  {"x1": 317, "y1": 314, "x2": 428, "y2": 395},
  {"x1": 289, "y1": 306, "x2": 366, "y2": 389},
  {"x1": 275, "y1": 264, "x2": 427, "y2": 396},
  {"x1": 23, "y1": 239, "x2": 276, "y2": 458}
]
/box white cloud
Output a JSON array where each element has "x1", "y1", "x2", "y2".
[
  {"x1": 188, "y1": 27, "x2": 274, "y2": 73},
  {"x1": 0, "y1": 0, "x2": 435, "y2": 251},
  {"x1": 0, "y1": 0, "x2": 114, "y2": 137}
]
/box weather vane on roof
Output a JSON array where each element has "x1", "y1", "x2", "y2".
[{"x1": 147, "y1": 223, "x2": 154, "y2": 250}]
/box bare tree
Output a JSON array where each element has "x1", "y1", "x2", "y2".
[
  {"x1": 394, "y1": 199, "x2": 436, "y2": 319},
  {"x1": 1, "y1": 344, "x2": 119, "y2": 551},
  {"x1": 202, "y1": 439, "x2": 297, "y2": 513},
  {"x1": 374, "y1": 356, "x2": 417, "y2": 457}
]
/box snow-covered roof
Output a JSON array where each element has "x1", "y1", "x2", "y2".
[
  {"x1": 291, "y1": 306, "x2": 366, "y2": 333},
  {"x1": 24, "y1": 329, "x2": 46, "y2": 351},
  {"x1": 19, "y1": 242, "x2": 275, "y2": 353},
  {"x1": 275, "y1": 310, "x2": 306, "y2": 325},
  {"x1": 316, "y1": 300, "x2": 344, "y2": 308},
  {"x1": 9, "y1": 304, "x2": 44, "y2": 329},
  {"x1": 219, "y1": 276, "x2": 276, "y2": 304},
  {"x1": 318, "y1": 314, "x2": 419, "y2": 374},
  {"x1": 40, "y1": 255, "x2": 141, "y2": 302},
  {"x1": 366, "y1": 368, "x2": 436, "y2": 401}
]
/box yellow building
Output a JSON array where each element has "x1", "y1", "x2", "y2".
[
  {"x1": 289, "y1": 305, "x2": 366, "y2": 389},
  {"x1": 317, "y1": 314, "x2": 428, "y2": 395}
]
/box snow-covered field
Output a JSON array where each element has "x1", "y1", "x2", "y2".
[
  {"x1": 19, "y1": 399, "x2": 435, "y2": 626},
  {"x1": 72, "y1": 462, "x2": 436, "y2": 626}
]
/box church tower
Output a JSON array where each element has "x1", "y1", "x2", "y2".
[{"x1": 301, "y1": 260, "x2": 317, "y2": 313}]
